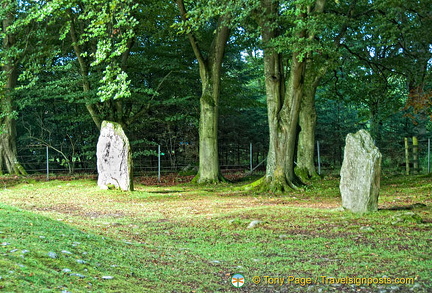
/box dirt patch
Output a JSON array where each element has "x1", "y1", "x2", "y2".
[
  {"x1": 32, "y1": 204, "x2": 82, "y2": 214},
  {"x1": 135, "y1": 172, "x2": 250, "y2": 186},
  {"x1": 32, "y1": 203, "x2": 126, "y2": 219},
  {"x1": 1, "y1": 172, "x2": 251, "y2": 187}
]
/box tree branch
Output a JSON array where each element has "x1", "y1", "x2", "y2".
[
  {"x1": 209, "y1": 16, "x2": 230, "y2": 72},
  {"x1": 68, "y1": 9, "x2": 102, "y2": 130},
  {"x1": 68, "y1": 9, "x2": 89, "y2": 82},
  {"x1": 125, "y1": 70, "x2": 173, "y2": 126},
  {"x1": 176, "y1": 0, "x2": 207, "y2": 67}
]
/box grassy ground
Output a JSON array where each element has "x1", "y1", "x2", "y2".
[{"x1": 0, "y1": 173, "x2": 431, "y2": 293}]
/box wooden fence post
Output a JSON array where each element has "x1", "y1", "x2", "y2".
[
  {"x1": 404, "y1": 137, "x2": 410, "y2": 175},
  {"x1": 412, "y1": 136, "x2": 419, "y2": 174}
]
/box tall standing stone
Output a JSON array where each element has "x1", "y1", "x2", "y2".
[
  {"x1": 97, "y1": 121, "x2": 133, "y2": 191},
  {"x1": 340, "y1": 129, "x2": 381, "y2": 213}
]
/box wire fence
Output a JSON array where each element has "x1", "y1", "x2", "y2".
[
  {"x1": 317, "y1": 137, "x2": 431, "y2": 175},
  {"x1": 17, "y1": 142, "x2": 269, "y2": 176},
  {"x1": 17, "y1": 138, "x2": 431, "y2": 176}
]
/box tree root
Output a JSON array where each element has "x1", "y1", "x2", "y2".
[
  {"x1": 294, "y1": 166, "x2": 321, "y2": 183},
  {"x1": 243, "y1": 175, "x2": 304, "y2": 194},
  {"x1": 191, "y1": 172, "x2": 228, "y2": 184}
]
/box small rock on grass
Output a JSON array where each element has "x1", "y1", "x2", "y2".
[
  {"x1": 70, "y1": 273, "x2": 86, "y2": 278},
  {"x1": 48, "y1": 252, "x2": 58, "y2": 259},
  {"x1": 102, "y1": 276, "x2": 114, "y2": 280},
  {"x1": 247, "y1": 220, "x2": 263, "y2": 229},
  {"x1": 410, "y1": 283, "x2": 422, "y2": 291}
]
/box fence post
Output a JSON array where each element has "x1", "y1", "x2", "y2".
[
  {"x1": 413, "y1": 136, "x2": 418, "y2": 174},
  {"x1": 317, "y1": 140, "x2": 321, "y2": 175},
  {"x1": 428, "y1": 138, "x2": 431, "y2": 174},
  {"x1": 46, "y1": 146, "x2": 49, "y2": 180},
  {"x1": 404, "y1": 137, "x2": 410, "y2": 175},
  {"x1": 250, "y1": 143, "x2": 253, "y2": 172},
  {"x1": 158, "y1": 145, "x2": 161, "y2": 183}
]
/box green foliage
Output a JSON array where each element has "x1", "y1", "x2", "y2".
[
  {"x1": 10, "y1": 0, "x2": 139, "y2": 104},
  {"x1": 311, "y1": 0, "x2": 432, "y2": 171},
  {"x1": 0, "y1": 0, "x2": 430, "y2": 176},
  {"x1": 173, "y1": 0, "x2": 259, "y2": 34},
  {"x1": 98, "y1": 65, "x2": 131, "y2": 101}
]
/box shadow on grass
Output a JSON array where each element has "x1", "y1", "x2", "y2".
[
  {"x1": 379, "y1": 203, "x2": 427, "y2": 211},
  {"x1": 147, "y1": 190, "x2": 184, "y2": 194}
]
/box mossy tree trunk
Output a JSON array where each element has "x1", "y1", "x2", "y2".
[
  {"x1": 252, "y1": 0, "x2": 326, "y2": 192},
  {"x1": 263, "y1": 51, "x2": 306, "y2": 192},
  {"x1": 0, "y1": 92, "x2": 27, "y2": 175},
  {"x1": 295, "y1": 0, "x2": 354, "y2": 181},
  {"x1": 295, "y1": 62, "x2": 324, "y2": 181},
  {"x1": 255, "y1": 0, "x2": 306, "y2": 192},
  {"x1": 0, "y1": 1, "x2": 27, "y2": 175},
  {"x1": 177, "y1": 0, "x2": 230, "y2": 184},
  {"x1": 196, "y1": 70, "x2": 225, "y2": 183}
]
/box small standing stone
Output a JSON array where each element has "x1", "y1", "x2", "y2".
[
  {"x1": 97, "y1": 121, "x2": 133, "y2": 191},
  {"x1": 340, "y1": 130, "x2": 382, "y2": 213}
]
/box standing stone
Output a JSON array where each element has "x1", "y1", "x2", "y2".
[
  {"x1": 97, "y1": 121, "x2": 133, "y2": 191},
  {"x1": 340, "y1": 129, "x2": 381, "y2": 213}
]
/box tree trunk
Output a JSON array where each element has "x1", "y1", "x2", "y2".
[
  {"x1": 177, "y1": 0, "x2": 229, "y2": 184},
  {"x1": 251, "y1": 0, "x2": 326, "y2": 192},
  {"x1": 196, "y1": 77, "x2": 224, "y2": 183},
  {"x1": 294, "y1": 0, "x2": 327, "y2": 182},
  {"x1": 369, "y1": 99, "x2": 381, "y2": 145},
  {"x1": 0, "y1": 95, "x2": 27, "y2": 175},
  {"x1": 194, "y1": 24, "x2": 229, "y2": 183},
  {"x1": 68, "y1": 10, "x2": 102, "y2": 130},
  {"x1": 257, "y1": 0, "x2": 305, "y2": 191},
  {"x1": 262, "y1": 51, "x2": 306, "y2": 192},
  {"x1": 295, "y1": 63, "x2": 323, "y2": 181},
  {"x1": 0, "y1": 2, "x2": 27, "y2": 175}
]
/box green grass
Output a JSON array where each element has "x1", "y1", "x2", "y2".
[{"x1": 0, "y1": 174, "x2": 431, "y2": 292}]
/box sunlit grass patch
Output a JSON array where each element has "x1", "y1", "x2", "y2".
[
  {"x1": 0, "y1": 204, "x2": 234, "y2": 292},
  {"x1": 0, "y1": 174, "x2": 431, "y2": 292}
]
